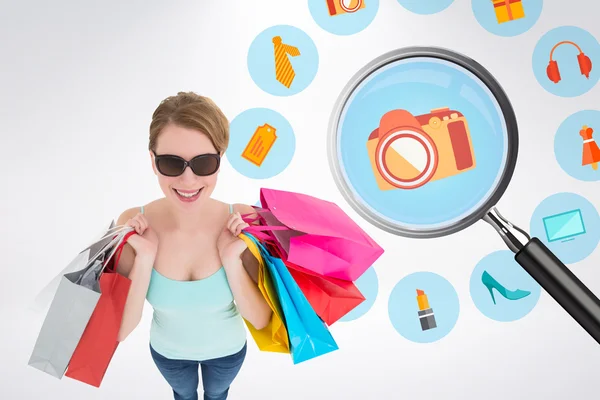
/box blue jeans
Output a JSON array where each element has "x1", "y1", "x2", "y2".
[{"x1": 150, "y1": 342, "x2": 247, "y2": 400}]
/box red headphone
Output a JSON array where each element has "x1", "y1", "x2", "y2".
[{"x1": 547, "y1": 41, "x2": 593, "y2": 84}]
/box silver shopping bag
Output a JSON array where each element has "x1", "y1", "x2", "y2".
[
  {"x1": 28, "y1": 224, "x2": 130, "y2": 379},
  {"x1": 30, "y1": 220, "x2": 118, "y2": 315}
]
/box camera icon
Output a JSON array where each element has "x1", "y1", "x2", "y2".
[
  {"x1": 366, "y1": 108, "x2": 477, "y2": 190},
  {"x1": 326, "y1": 0, "x2": 365, "y2": 16}
]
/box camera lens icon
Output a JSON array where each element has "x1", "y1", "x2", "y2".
[
  {"x1": 367, "y1": 107, "x2": 477, "y2": 190},
  {"x1": 327, "y1": 0, "x2": 366, "y2": 16}
]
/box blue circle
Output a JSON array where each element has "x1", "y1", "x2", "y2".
[
  {"x1": 339, "y1": 266, "x2": 378, "y2": 322},
  {"x1": 554, "y1": 110, "x2": 600, "y2": 182},
  {"x1": 397, "y1": 0, "x2": 454, "y2": 14},
  {"x1": 335, "y1": 56, "x2": 508, "y2": 232},
  {"x1": 308, "y1": 0, "x2": 379, "y2": 36},
  {"x1": 472, "y1": 0, "x2": 543, "y2": 37},
  {"x1": 388, "y1": 272, "x2": 459, "y2": 343},
  {"x1": 470, "y1": 250, "x2": 542, "y2": 322},
  {"x1": 532, "y1": 26, "x2": 600, "y2": 97},
  {"x1": 226, "y1": 108, "x2": 296, "y2": 179},
  {"x1": 530, "y1": 192, "x2": 600, "y2": 264},
  {"x1": 247, "y1": 25, "x2": 319, "y2": 96}
]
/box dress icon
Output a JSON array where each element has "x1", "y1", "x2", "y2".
[
  {"x1": 272, "y1": 36, "x2": 301, "y2": 88},
  {"x1": 580, "y1": 125, "x2": 600, "y2": 170}
]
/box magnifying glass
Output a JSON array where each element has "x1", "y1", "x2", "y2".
[{"x1": 327, "y1": 46, "x2": 600, "y2": 344}]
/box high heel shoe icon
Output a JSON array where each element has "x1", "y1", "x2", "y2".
[{"x1": 481, "y1": 270, "x2": 531, "y2": 305}]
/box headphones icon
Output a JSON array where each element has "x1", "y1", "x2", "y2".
[{"x1": 547, "y1": 41, "x2": 593, "y2": 84}]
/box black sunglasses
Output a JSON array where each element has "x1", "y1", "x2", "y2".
[{"x1": 152, "y1": 150, "x2": 221, "y2": 177}]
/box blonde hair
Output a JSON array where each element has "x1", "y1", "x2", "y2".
[{"x1": 149, "y1": 91, "x2": 229, "y2": 154}]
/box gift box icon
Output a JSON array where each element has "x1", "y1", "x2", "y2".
[{"x1": 492, "y1": 0, "x2": 525, "y2": 24}]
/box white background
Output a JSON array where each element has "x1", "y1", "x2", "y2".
[{"x1": 1, "y1": 1, "x2": 599, "y2": 399}]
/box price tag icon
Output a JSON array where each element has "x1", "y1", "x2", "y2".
[{"x1": 242, "y1": 123, "x2": 278, "y2": 167}]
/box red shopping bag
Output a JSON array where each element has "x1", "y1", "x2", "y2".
[
  {"x1": 263, "y1": 241, "x2": 366, "y2": 326},
  {"x1": 243, "y1": 188, "x2": 384, "y2": 281},
  {"x1": 64, "y1": 230, "x2": 135, "y2": 387}
]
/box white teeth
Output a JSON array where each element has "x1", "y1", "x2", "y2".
[{"x1": 175, "y1": 189, "x2": 200, "y2": 198}]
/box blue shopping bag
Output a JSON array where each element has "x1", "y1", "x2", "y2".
[{"x1": 245, "y1": 233, "x2": 339, "y2": 364}]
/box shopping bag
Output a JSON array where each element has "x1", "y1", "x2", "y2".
[
  {"x1": 244, "y1": 188, "x2": 384, "y2": 281},
  {"x1": 238, "y1": 233, "x2": 290, "y2": 354},
  {"x1": 30, "y1": 221, "x2": 120, "y2": 315},
  {"x1": 27, "y1": 230, "x2": 126, "y2": 379},
  {"x1": 243, "y1": 233, "x2": 339, "y2": 364},
  {"x1": 288, "y1": 268, "x2": 365, "y2": 325},
  {"x1": 267, "y1": 242, "x2": 365, "y2": 325},
  {"x1": 64, "y1": 229, "x2": 136, "y2": 387}
]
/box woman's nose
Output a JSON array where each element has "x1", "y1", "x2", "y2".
[{"x1": 179, "y1": 164, "x2": 199, "y2": 183}]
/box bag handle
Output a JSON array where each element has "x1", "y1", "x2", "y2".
[
  {"x1": 101, "y1": 225, "x2": 132, "y2": 237},
  {"x1": 87, "y1": 224, "x2": 133, "y2": 248},
  {"x1": 102, "y1": 230, "x2": 137, "y2": 273},
  {"x1": 84, "y1": 225, "x2": 135, "y2": 266},
  {"x1": 82, "y1": 233, "x2": 123, "y2": 271},
  {"x1": 240, "y1": 211, "x2": 290, "y2": 235},
  {"x1": 240, "y1": 208, "x2": 296, "y2": 246},
  {"x1": 242, "y1": 225, "x2": 290, "y2": 233},
  {"x1": 240, "y1": 213, "x2": 261, "y2": 225},
  {"x1": 252, "y1": 231, "x2": 277, "y2": 242},
  {"x1": 245, "y1": 228, "x2": 280, "y2": 245},
  {"x1": 82, "y1": 227, "x2": 135, "y2": 274}
]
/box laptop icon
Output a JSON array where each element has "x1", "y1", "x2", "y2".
[{"x1": 542, "y1": 209, "x2": 587, "y2": 243}]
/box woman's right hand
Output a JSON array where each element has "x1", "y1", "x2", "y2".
[{"x1": 124, "y1": 213, "x2": 159, "y2": 261}]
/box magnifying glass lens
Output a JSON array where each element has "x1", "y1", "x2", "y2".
[{"x1": 331, "y1": 53, "x2": 510, "y2": 237}]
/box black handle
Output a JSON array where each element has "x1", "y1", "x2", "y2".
[{"x1": 515, "y1": 237, "x2": 600, "y2": 344}]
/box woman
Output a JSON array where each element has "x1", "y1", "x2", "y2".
[{"x1": 114, "y1": 91, "x2": 272, "y2": 400}]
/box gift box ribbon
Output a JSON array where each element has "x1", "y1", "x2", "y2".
[{"x1": 494, "y1": 0, "x2": 521, "y2": 21}]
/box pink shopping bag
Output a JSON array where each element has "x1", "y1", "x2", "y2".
[{"x1": 243, "y1": 188, "x2": 384, "y2": 281}]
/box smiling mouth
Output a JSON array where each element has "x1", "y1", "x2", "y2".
[{"x1": 173, "y1": 187, "x2": 203, "y2": 200}]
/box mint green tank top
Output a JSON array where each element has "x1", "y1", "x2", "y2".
[{"x1": 143, "y1": 204, "x2": 247, "y2": 361}]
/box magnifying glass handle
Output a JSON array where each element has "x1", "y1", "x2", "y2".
[
  {"x1": 516, "y1": 238, "x2": 600, "y2": 343},
  {"x1": 484, "y1": 208, "x2": 600, "y2": 345}
]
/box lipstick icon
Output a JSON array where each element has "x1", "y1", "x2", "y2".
[{"x1": 416, "y1": 289, "x2": 437, "y2": 331}]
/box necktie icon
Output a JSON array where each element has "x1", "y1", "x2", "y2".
[{"x1": 272, "y1": 36, "x2": 301, "y2": 88}]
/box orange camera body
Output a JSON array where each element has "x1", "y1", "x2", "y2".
[
  {"x1": 366, "y1": 107, "x2": 476, "y2": 191},
  {"x1": 326, "y1": 0, "x2": 365, "y2": 16}
]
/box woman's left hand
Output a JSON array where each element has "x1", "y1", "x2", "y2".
[{"x1": 217, "y1": 211, "x2": 250, "y2": 264}]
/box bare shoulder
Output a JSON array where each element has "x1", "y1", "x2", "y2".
[
  {"x1": 116, "y1": 199, "x2": 166, "y2": 222},
  {"x1": 116, "y1": 207, "x2": 142, "y2": 225}
]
